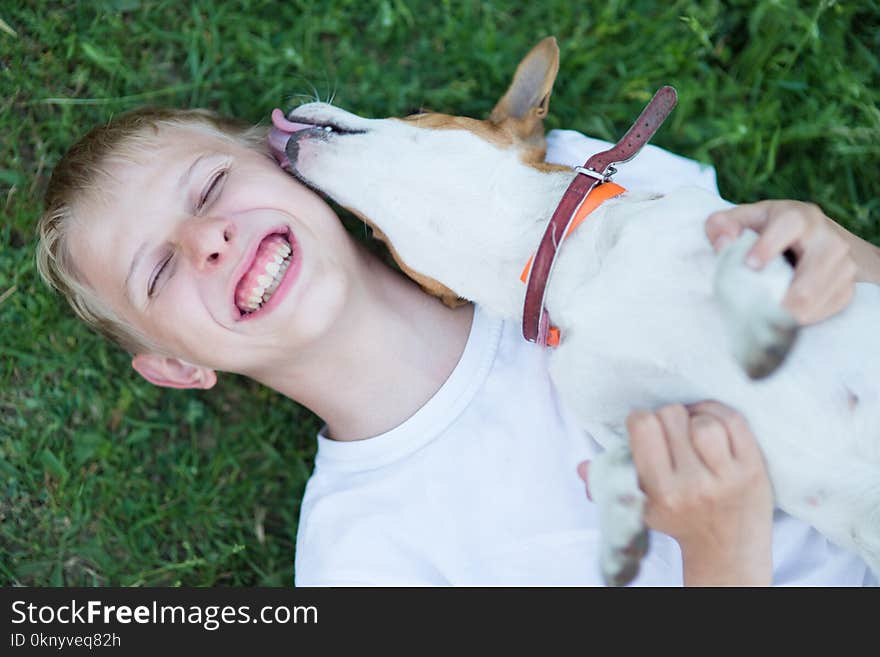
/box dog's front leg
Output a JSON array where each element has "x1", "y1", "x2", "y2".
[
  {"x1": 714, "y1": 229, "x2": 799, "y2": 379},
  {"x1": 588, "y1": 439, "x2": 649, "y2": 586}
]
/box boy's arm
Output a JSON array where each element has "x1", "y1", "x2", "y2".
[{"x1": 828, "y1": 221, "x2": 880, "y2": 285}]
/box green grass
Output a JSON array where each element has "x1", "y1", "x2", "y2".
[{"x1": 1, "y1": 0, "x2": 878, "y2": 586}]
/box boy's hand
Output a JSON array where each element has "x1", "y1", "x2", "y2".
[
  {"x1": 628, "y1": 402, "x2": 773, "y2": 585},
  {"x1": 579, "y1": 401, "x2": 774, "y2": 586},
  {"x1": 705, "y1": 200, "x2": 858, "y2": 325}
]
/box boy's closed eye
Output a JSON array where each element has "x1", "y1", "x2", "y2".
[
  {"x1": 198, "y1": 167, "x2": 228, "y2": 211},
  {"x1": 146, "y1": 165, "x2": 230, "y2": 299}
]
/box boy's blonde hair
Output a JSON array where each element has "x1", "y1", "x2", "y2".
[{"x1": 36, "y1": 107, "x2": 267, "y2": 355}]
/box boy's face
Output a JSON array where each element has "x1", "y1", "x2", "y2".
[{"x1": 69, "y1": 124, "x2": 359, "y2": 380}]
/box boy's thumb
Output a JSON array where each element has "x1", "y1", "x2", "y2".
[{"x1": 576, "y1": 460, "x2": 592, "y2": 501}]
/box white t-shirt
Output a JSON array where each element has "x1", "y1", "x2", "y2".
[{"x1": 293, "y1": 130, "x2": 876, "y2": 586}]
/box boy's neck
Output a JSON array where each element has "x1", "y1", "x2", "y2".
[{"x1": 253, "y1": 249, "x2": 474, "y2": 441}]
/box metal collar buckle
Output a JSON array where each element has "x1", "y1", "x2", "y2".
[{"x1": 574, "y1": 165, "x2": 618, "y2": 183}]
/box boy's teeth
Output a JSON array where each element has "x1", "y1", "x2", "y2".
[
  {"x1": 266, "y1": 260, "x2": 290, "y2": 292},
  {"x1": 234, "y1": 232, "x2": 297, "y2": 314},
  {"x1": 236, "y1": 248, "x2": 293, "y2": 314}
]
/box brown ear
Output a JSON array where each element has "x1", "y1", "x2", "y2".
[
  {"x1": 372, "y1": 226, "x2": 468, "y2": 308},
  {"x1": 489, "y1": 36, "x2": 560, "y2": 146},
  {"x1": 349, "y1": 207, "x2": 468, "y2": 309}
]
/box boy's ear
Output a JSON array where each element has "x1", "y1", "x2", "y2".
[
  {"x1": 489, "y1": 36, "x2": 560, "y2": 145},
  {"x1": 131, "y1": 354, "x2": 217, "y2": 390}
]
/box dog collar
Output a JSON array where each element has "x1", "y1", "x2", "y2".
[{"x1": 521, "y1": 86, "x2": 678, "y2": 347}]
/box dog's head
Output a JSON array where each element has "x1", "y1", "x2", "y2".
[{"x1": 268, "y1": 37, "x2": 570, "y2": 309}]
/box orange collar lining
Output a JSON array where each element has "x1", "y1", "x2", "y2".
[{"x1": 518, "y1": 181, "x2": 626, "y2": 347}]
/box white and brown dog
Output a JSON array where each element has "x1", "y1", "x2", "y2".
[{"x1": 269, "y1": 37, "x2": 880, "y2": 584}]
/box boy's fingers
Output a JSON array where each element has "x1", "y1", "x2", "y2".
[
  {"x1": 689, "y1": 414, "x2": 733, "y2": 476},
  {"x1": 790, "y1": 263, "x2": 856, "y2": 325},
  {"x1": 784, "y1": 245, "x2": 855, "y2": 323},
  {"x1": 705, "y1": 203, "x2": 771, "y2": 251},
  {"x1": 686, "y1": 401, "x2": 759, "y2": 464},
  {"x1": 627, "y1": 410, "x2": 673, "y2": 494},
  {"x1": 705, "y1": 211, "x2": 745, "y2": 251},
  {"x1": 744, "y1": 209, "x2": 807, "y2": 269},
  {"x1": 656, "y1": 404, "x2": 700, "y2": 472}
]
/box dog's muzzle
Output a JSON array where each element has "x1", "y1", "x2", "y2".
[{"x1": 268, "y1": 108, "x2": 317, "y2": 169}]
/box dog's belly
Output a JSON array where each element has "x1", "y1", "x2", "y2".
[
  {"x1": 542, "y1": 188, "x2": 880, "y2": 565},
  {"x1": 549, "y1": 283, "x2": 880, "y2": 460}
]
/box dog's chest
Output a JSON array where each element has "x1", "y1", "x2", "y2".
[{"x1": 545, "y1": 187, "x2": 728, "y2": 337}]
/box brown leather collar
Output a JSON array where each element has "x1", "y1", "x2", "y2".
[{"x1": 522, "y1": 86, "x2": 679, "y2": 345}]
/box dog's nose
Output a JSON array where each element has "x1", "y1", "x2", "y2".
[{"x1": 267, "y1": 108, "x2": 313, "y2": 169}]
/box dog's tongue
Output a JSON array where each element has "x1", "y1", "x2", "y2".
[
  {"x1": 268, "y1": 108, "x2": 313, "y2": 168},
  {"x1": 271, "y1": 108, "x2": 314, "y2": 133}
]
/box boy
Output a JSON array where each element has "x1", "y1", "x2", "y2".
[{"x1": 37, "y1": 107, "x2": 880, "y2": 585}]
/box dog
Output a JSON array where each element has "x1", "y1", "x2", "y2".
[{"x1": 268, "y1": 37, "x2": 880, "y2": 584}]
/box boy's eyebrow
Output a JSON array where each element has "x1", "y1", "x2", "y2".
[{"x1": 178, "y1": 151, "x2": 219, "y2": 191}]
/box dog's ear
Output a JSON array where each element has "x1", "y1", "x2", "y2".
[{"x1": 489, "y1": 36, "x2": 560, "y2": 146}]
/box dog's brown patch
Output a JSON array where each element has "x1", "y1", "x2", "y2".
[
  {"x1": 395, "y1": 113, "x2": 514, "y2": 149},
  {"x1": 348, "y1": 205, "x2": 467, "y2": 308},
  {"x1": 395, "y1": 112, "x2": 570, "y2": 174}
]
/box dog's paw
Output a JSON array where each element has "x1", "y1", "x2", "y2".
[
  {"x1": 589, "y1": 444, "x2": 649, "y2": 586},
  {"x1": 714, "y1": 230, "x2": 799, "y2": 380},
  {"x1": 601, "y1": 527, "x2": 650, "y2": 587}
]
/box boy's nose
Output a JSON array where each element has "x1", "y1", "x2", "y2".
[{"x1": 179, "y1": 216, "x2": 235, "y2": 270}]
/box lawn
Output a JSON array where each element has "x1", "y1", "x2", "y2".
[{"x1": 1, "y1": 0, "x2": 878, "y2": 586}]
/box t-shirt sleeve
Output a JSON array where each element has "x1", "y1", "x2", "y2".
[{"x1": 544, "y1": 128, "x2": 721, "y2": 196}]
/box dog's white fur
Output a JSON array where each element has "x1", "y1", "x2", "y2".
[{"x1": 281, "y1": 42, "x2": 880, "y2": 584}]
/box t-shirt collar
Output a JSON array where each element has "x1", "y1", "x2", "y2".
[{"x1": 314, "y1": 304, "x2": 503, "y2": 472}]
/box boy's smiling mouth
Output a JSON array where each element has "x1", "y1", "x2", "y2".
[{"x1": 231, "y1": 227, "x2": 301, "y2": 321}]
